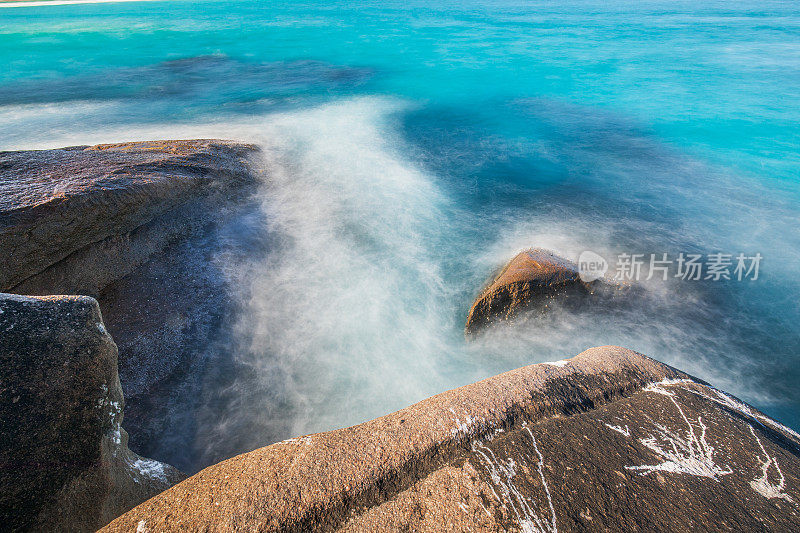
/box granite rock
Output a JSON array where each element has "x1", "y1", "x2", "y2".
[
  {"x1": 103, "y1": 346, "x2": 800, "y2": 532},
  {"x1": 0, "y1": 293, "x2": 184, "y2": 532},
  {"x1": 0, "y1": 140, "x2": 259, "y2": 295},
  {"x1": 465, "y1": 248, "x2": 594, "y2": 333}
]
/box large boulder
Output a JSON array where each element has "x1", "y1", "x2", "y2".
[
  {"x1": 0, "y1": 139, "x2": 259, "y2": 295},
  {"x1": 0, "y1": 293, "x2": 184, "y2": 532},
  {"x1": 466, "y1": 248, "x2": 595, "y2": 333},
  {"x1": 103, "y1": 346, "x2": 800, "y2": 532}
]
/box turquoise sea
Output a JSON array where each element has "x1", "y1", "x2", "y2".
[{"x1": 2, "y1": 0, "x2": 799, "y2": 472}]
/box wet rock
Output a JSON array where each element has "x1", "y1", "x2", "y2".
[
  {"x1": 102, "y1": 346, "x2": 800, "y2": 532},
  {"x1": 0, "y1": 139, "x2": 260, "y2": 295},
  {"x1": 97, "y1": 222, "x2": 249, "y2": 473},
  {"x1": 0, "y1": 293, "x2": 184, "y2": 533},
  {"x1": 466, "y1": 248, "x2": 596, "y2": 333}
]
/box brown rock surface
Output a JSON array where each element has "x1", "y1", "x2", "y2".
[
  {"x1": 0, "y1": 293, "x2": 185, "y2": 532},
  {"x1": 102, "y1": 346, "x2": 800, "y2": 532},
  {"x1": 466, "y1": 248, "x2": 595, "y2": 333},
  {"x1": 0, "y1": 139, "x2": 259, "y2": 295}
]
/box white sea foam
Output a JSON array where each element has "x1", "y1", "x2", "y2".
[
  {"x1": 1, "y1": 97, "x2": 479, "y2": 457},
  {"x1": 212, "y1": 98, "x2": 461, "y2": 440},
  {"x1": 130, "y1": 457, "x2": 168, "y2": 483},
  {"x1": 2, "y1": 94, "x2": 792, "y2": 465}
]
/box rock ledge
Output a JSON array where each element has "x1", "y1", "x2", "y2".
[
  {"x1": 103, "y1": 347, "x2": 800, "y2": 532},
  {"x1": 0, "y1": 293, "x2": 184, "y2": 532},
  {"x1": 0, "y1": 139, "x2": 260, "y2": 295}
]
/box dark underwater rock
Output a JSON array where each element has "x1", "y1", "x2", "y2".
[
  {"x1": 102, "y1": 346, "x2": 800, "y2": 532},
  {"x1": 0, "y1": 293, "x2": 184, "y2": 532}
]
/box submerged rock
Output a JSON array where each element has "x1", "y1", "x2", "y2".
[
  {"x1": 0, "y1": 293, "x2": 184, "y2": 533},
  {"x1": 466, "y1": 248, "x2": 595, "y2": 333},
  {"x1": 103, "y1": 346, "x2": 800, "y2": 532},
  {"x1": 0, "y1": 139, "x2": 259, "y2": 295}
]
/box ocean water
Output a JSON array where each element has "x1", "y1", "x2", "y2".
[{"x1": 2, "y1": 0, "x2": 799, "y2": 472}]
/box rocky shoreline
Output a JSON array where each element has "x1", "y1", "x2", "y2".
[
  {"x1": 1, "y1": 139, "x2": 260, "y2": 531},
  {"x1": 0, "y1": 140, "x2": 260, "y2": 296},
  {"x1": 1, "y1": 140, "x2": 798, "y2": 532},
  {"x1": 103, "y1": 346, "x2": 800, "y2": 532},
  {"x1": 0, "y1": 293, "x2": 184, "y2": 532}
]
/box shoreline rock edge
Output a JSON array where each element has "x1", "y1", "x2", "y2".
[
  {"x1": 0, "y1": 139, "x2": 260, "y2": 296},
  {"x1": 0, "y1": 293, "x2": 185, "y2": 532},
  {"x1": 104, "y1": 347, "x2": 800, "y2": 532}
]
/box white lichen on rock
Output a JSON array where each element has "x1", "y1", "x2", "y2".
[
  {"x1": 748, "y1": 426, "x2": 795, "y2": 503},
  {"x1": 684, "y1": 385, "x2": 800, "y2": 443},
  {"x1": 472, "y1": 425, "x2": 557, "y2": 533},
  {"x1": 281, "y1": 435, "x2": 313, "y2": 446},
  {"x1": 624, "y1": 386, "x2": 732, "y2": 481},
  {"x1": 603, "y1": 421, "x2": 631, "y2": 437},
  {"x1": 643, "y1": 378, "x2": 694, "y2": 396},
  {"x1": 452, "y1": 414, "x2": 485, "y2": 440},
  {"x1": 97, "y1": 383, "x2": 124, "y2": 450}
]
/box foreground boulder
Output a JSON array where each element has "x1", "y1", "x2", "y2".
[
  {"x1": 104, "y1": 346, "x2": 800, "y2": 532},
  {"x1": 0, "y1": 139, "x2": 259, "y2": 295},
  {"x1": 466, "y1": 248, "x2": 598, "y2": 333},
  {"x1": 0, "y1": 293, "x2": 184, "y2": 532}
]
